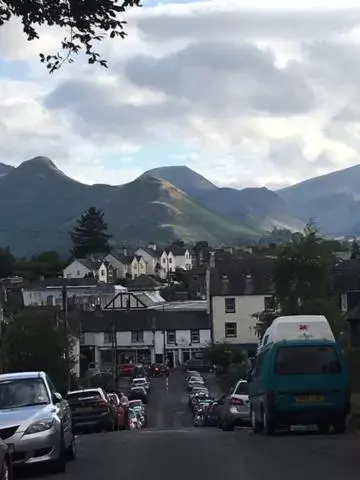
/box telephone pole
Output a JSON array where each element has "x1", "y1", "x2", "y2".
[{"x1": 62, "y1": 285, "x2": 71, "y2": 392}]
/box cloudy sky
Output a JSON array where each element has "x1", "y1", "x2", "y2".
[{"x1": 1, "y1": 0, "x2": 360, "y2": 189}]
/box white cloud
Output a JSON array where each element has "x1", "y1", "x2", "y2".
[{"x1": 1, "y1": 1, "x2": 360, "y2": 189}]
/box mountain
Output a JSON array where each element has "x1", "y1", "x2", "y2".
[
  {"x1": 0, "y1": 157, "x2": 260, "y2": 256},
  {"x1": 145, "y1": 166, "x2": 303, "y2": 232},
  {"x1": 0, "y1": 162, "x2": 14, "y2": 177},
  {"x1": 278, "y1": 164, "x2": 360, "y2": 235}
]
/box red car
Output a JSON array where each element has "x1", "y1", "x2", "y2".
[
  {"x1": 107, "y1": 393, "x2": 127, "y2": 430},
  {"x1": 150, "y1": 363, "x2": 169, "y2": 377},
  {"x1": 119, "y1": 364, "x2": 136, "y2": 377}
]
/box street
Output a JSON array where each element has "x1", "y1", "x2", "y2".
[{"x1": 25, "y1": 371, "x2": 360, "y2": 480}]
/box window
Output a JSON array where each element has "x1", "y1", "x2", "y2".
[
  {"x1": 77, "y1": 270, "x2": 80, "y2": 275},
  {"x1": 46, "y1": 295, "x2": 53, "y2": 306},
  {"x1": 190, "y1": 329, "x2": 200, "y2": 343},
  {"x1": 264, "y1": 296, "x2": 275, "y2": 311},
  {"x1": 104, "y1": 332, "x2": 112, "y2": 344},
  {"x1": 252, "y1": 352, "x2": 265, "y2": 379},
  {"x1": 167, "y1": 330, "x2": 176, "y2": 344},
  {"x1": 101, "y1": 269, "x2": 105, "y2": 276},
  {"x1": 274, "y1": 345, "x2": 341, "y2": 376},
  {"x1": 80, "y1": 333, "x2": 85, "y2": 345},
  {"x1": 225, "y1": 322, "x2": 237, "y2": 338},
  {"x1": 225, "y1": 297, "x2": 236, "y2": 313},
  {"x1": 131, "y1": 331, "x2": 144, "y2": 343},
  {"x1": 169, "y1": 258, "x2": 172, "y2": 264}
]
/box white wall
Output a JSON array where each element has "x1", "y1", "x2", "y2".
[
  {"x1": 174, "y1": 250, "x2": 192, "y2": 270},
  {"x1": 105, "y1": 254, "x2": 126, "y2": 279},
  {"x1": 63, "y1": 260, "x2": 91, "y2": 279},
  {"x1": 98, "y1": 263, "x2": 107, "y2": 283},
  {"x1": 212, "y1": 295, "x2": 267, "y2": 344},
  {"x1": 135, "y1": 249, "x2": 157, "y2": 275}
]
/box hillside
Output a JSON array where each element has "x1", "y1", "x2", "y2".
[
  {"x1": 0, "y1": 157, "x2": 260, "y2": 256},
  {"x1": 145, "y1": 166, "x2": 303, "y2": 232},
  {"x1": 278, "y1": 164, "x2": 360, "y2": 234},
  {"x1": 0, "y1": 162, "x2": 14, "y2": 177}
]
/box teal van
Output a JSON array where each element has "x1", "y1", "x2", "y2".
[{"x1": 248, "y1": 339, "x2": 350, "y2": 435}]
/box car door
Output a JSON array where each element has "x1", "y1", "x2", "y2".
[{"x1": 47, "y1": 375, "x2": 72, "y2": 446}]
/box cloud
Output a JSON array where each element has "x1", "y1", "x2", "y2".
[{"x1": 1, "y1": 1, "x2": 360, "y2": 189}]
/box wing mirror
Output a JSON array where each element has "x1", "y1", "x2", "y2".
[{"x1": 52, "y1": 392, "x2": 63, "y2": 404}]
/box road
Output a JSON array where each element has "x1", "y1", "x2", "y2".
[{"x1": 24, "y1": 371, "x2": 360, "y2": 480}]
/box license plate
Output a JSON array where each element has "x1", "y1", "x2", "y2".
[
  {"x1": 296, "y1": 395, "x2": 324, "y2": 403},
  {"x1": 75, "y1": 406, "x2": 93, "y2": 413}
]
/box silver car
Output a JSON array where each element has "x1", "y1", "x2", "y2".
[
  {"x1": 0, "y1": 371, "x2": 75, "y2": 473},
  {"x1": 219, "y1": 380, "x2": 250, "y2": 431}
]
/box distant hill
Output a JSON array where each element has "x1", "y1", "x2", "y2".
[
  {"x1": 278, "y1": 164, "x2": 360, "y2": 235},
  {"x1": 0, "y1": 162, "x2": 14, "y2": 177},
  {"x1": 0, "y1": 157, "x2": 260, "y2": 256},
  {"x1": 145, "y1": 166, "x2": 303, "y2": 232}
]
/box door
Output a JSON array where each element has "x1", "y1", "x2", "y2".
[{"x1": 183, "y1": 351, "x2": 190, "y2": 363}]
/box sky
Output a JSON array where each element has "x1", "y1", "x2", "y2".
[{"x1": 1, "y1": 0, "x2": 360, "y2": 189}]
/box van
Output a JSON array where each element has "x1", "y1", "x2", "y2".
[{"x1": 249, "y1": 337, "x2": 350, "y2": 435}]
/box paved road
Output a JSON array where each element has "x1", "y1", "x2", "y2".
[{"x1": 23, "y1": 371, "x2": 360, "y2": 480}]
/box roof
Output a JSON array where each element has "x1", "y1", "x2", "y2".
[
  {"x1": 149, "y1": 300, "x2": 207, "y2": 311},
  {"x1": 166, "y1": 246, "x2": 187, "y2": 256},
  {"x1": 24, "y1": 281, "x2": 116, "y2": 293},
  {"x1": 0, "y1": 371, "x2": 44, "y2": 381},
  {"x1": 76, "y1": 258, "x2": 104, "y2": 271},
  {"x1": 126, "y1": 275, "x2": 162, "y2": 291},
  {"x1": 333, "y1": 259, "x2": 360, "y2": 292},
  {"x1": 70, "y1": 308, "x2": 210, "y2": 332},
  {"x1": 210, "y1": 258, "x2": 273, "y2": 296},
  {"x1": 137, "y1": 247, "x2": 163, "y2": 258}
]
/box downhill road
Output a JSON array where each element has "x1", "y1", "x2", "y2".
[{"x1": 24, "y1": 370, "x2": 360, "y2": 480}]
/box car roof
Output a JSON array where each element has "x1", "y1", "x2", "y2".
[{"x1": 0, "y1": 371, "x2": 45, "y2": 381}]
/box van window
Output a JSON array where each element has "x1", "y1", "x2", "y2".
[{"x1": 274, "y1": 345, "x2": 341, "y2": 375}]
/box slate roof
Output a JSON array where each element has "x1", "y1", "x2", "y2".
[
  {"x1": 126, "y1": 275, "x2": 162, "y2": 291},
  {"x1": 69, "y1": 308, "x2": 210, "y2": 332}
]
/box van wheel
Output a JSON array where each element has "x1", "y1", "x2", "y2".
[
  {"x1": 66, "y1": 434, "x2": 76, "y2": 461},
  {"x1": 333, "y1": 417, "x2": 346, "y2": 434},
  {"x1": 251, "y1": 410, "x2": 263, "y2": 433},
  {"x1": 263, "y1": 411, "x2": 275, "y2": 435},
  {"x1": 49, "y1": 435, "x2": 66, "y2": 473},
  {"x1": 317, "y1": 422, "x2": 330, "y2": 434}
]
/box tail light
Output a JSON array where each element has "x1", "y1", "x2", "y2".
[
  {"x1": 266, "y1": 390, "x2": 275, "y2": 408},
  {"x1": 230, "y1": 397, "x2": 244, "y2": 406}
]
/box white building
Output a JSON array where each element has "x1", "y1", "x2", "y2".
[
  {"x1": 105, "y1": 253, "x2": 147, "y2": 279},
  {"x1": 63, "y1": 259, "x2": 111, "y2": 283},
  {"x1": 209, "y1": 261, "x2": 274, "y2": 357},
  {"x1": 75, "y1": 299, "x2": 210, "y2": 373},
  {"x1": 135, "y1": 246, "x2": 162, "y2": 276}
]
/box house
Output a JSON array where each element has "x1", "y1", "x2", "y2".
[
  {"x1": 70, "y1": 300, "x2": 211, "y2": 374},
  {"x1": 135, "y1": 245, "x2": 163, "y2": 276},
  {"x1": 169, "y1": 245, "x2": 192, "y2": 271},
  {"x1": 63, "y1": 258, "x2": 112, "y2": 283},
  {"x1": 105, "y1": 253, "x2": 147, "y2": 280},
  {"x1": 208, "y1": 258, "x2": 274, "y2": 357}
]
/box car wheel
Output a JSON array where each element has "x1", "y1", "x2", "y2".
[
  {"x1": 333, "y1": 417, "x2": 346, "y2": 434},
  {"x1": 0, "y1": 457, "x2": 9, "y2": 480},
  {"x1": 263, "y1": 410, "x2": 275, "y2": 436},
  {"x1": 66, "y1": 434, "x2": 76, "y2": 461},
  {"x1": 49, "y1": 435, "x2": 66, "y2": 473},
  {"x1": 251, "y1": 409, "x2": 263, "y2": 434}
]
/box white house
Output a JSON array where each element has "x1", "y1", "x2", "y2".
[
  {"x1": 105, "y1": 253, "x2": 147, "y2": 279},
  {"x1": 135, "y1": 246, "x2": 162, "y2": 276},
  {"x1": 63, "y1": 259, "x2": 110, "y2": 283},
  {"x1": 209, "y1": 262, "x2": 274, "y2": 357},
  {"x1": 169, "y1": 246, "x2": 192, "y2": 271}
]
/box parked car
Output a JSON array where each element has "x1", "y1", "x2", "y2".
[
  {"x1": 107, "y1": 393, "x2": 127, "y2": 430},
  {"x1": 130, "y1": 377, "x2": 150, "y2": 393},
  {"x1": 203, "y1": 401, "x2": 221, "y2": 426},
  {"x1": 119, "y1": 364, "x2": 136, "y2": 377},
  {"x1": 218, "y1": 380, "x2": 250, "y2": 431},
  {"x1": 0, "y1": 371, "x2": 75, "y2": 473},
  {"x1": 67, "y1": 388, "x2": 116, "y2": 433},
  {"x1": 187, "y1": 376, "x2": 205, "y2": 391},
  {"x1": 150, "y1": 364, "x2": 169, "y2": 377},
  {"x1": 128, "y1": 387, "x2": 148, "y2": 404},
  {"x1": 183, "y1": 359, "x2": 211, "y2": 372}
]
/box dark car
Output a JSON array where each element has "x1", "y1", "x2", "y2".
[
  {"x1": 150, "y1": 363, "x2": 169, "y2": 377},
  {"x1": 67, "y1": 388, "x2": 116, "y2": 432},
  {"x1": 128, "y1": 387, "x2": 148, "y2": 404},
  {"x1": 183, "y1": 359, "x2": 211, "y2": 373}
]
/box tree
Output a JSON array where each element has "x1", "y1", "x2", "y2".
[
  {"x1": 70, "y1": 207, "x2": 112, "y2": 257},
  {"x1": 256, "y1": 222, "x2": 347, "y2": 341},
  {"x1": 351, "y1": 238, "x2": 360, "y2": 259},
  {"x1": 203, "y1": 343, "x2": 246, "y2": 373},
  {"x1": 0, "y1": 247, "x2": 15, "y2": 278},
  {"x1": 0, "y1": 0, "x2": 141, "y2": 73},
  {"x1": 1, "y1": 309, "x2": 74, "y2": 391}
]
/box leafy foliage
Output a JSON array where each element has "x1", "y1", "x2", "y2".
[
  {"x1": 351, "y1": 238, "x2": 360, "y2": 259},
  {"x1": 203, "y1": 342, "x2": 246, "y2": 373},
  {"x1": 0, "y1": 247, "x2": 15, "y2": 278},
  {"x1": 1, "y1": 309, "x2": 73, "y2": 391},
  {"x1": 70, "y1": 206, "x2": 112, "y2": 257},
  {"x1": 0, "y1": 0, "x2": 142, "y2": 72}
]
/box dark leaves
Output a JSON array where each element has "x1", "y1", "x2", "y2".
[{"x1": 1, "y1": 0, "x2": 142, "y2": 72}]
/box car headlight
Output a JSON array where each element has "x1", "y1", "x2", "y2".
[{"x1": 24, "y1": 419, "x2": 54, "y2": 435}]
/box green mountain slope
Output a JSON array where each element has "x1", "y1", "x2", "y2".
[{"x1": 0, "y1": 157, "x2": 260, "y2": 256}]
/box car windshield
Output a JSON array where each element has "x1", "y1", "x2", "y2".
[
  {"x1": 0, "y1": 378, "x2": 50, "y2": 409},
  {"x1": 274, "y1": 345, "x2": 342, "y2": 375}
]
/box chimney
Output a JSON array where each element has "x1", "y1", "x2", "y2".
[
  {"x1": 244, "y1": 274, "x2": 255, "y2": 295},
  {"x1": 123, "y1": 248, "x2": 127, "y2": 256},
  {"x1": 148, "y1": 242, "x2": 156, "y2": 251}
]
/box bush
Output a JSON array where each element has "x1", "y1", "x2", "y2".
[{"x1": 216, "y1": 362, "x2": 250, "y2": 392}]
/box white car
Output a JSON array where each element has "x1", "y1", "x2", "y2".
[
  {"x1": 219, "y1": 380, "x2": 250, "y2": 431},
  {"x1": 131, "y1": 377, "x2": 150, "y2": 392},
  {"x1": 187, "y1": 376, "x2": 205, "y2": 390}
]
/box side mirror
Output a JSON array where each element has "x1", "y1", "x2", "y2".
[{"x1": 52, "y1": 392, "x2": 62, "y2": 404}]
